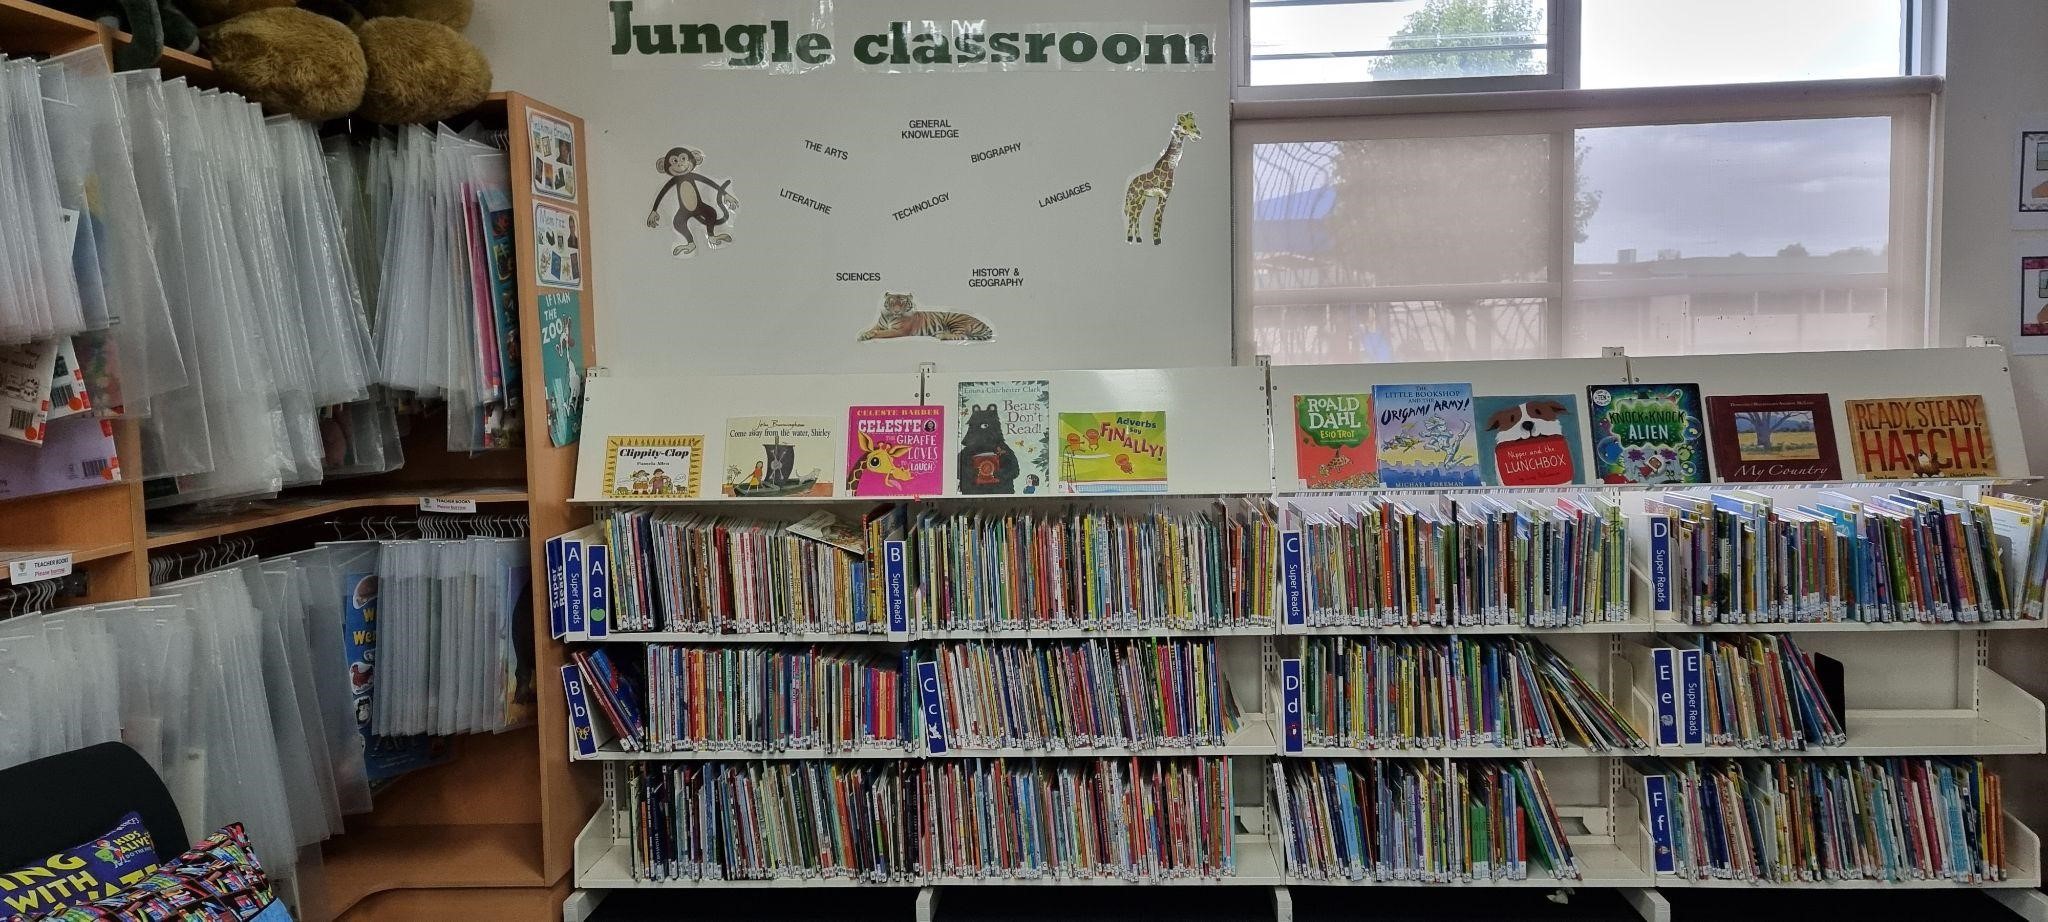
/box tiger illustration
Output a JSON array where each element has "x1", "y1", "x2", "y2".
[{"x1": 856, "y1": 292, "x2": 995, "y2": 343}]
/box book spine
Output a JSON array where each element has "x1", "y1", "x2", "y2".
[{"x1": 546, "y1": 535, "x2": 567, "y2": 639}]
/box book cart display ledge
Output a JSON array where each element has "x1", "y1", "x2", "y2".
[{"x1": 558, "y1": 348, "x2": 2046, "y2": 922}]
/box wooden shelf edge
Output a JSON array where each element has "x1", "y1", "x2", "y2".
[
  {"x1": 321, "y1": 823, "x2": 546, "y2": 916},
  {"x1": 146, "y1": 487, "x2": 532, "y2": 549}
]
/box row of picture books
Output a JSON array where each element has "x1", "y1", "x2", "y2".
[
  {"x1": 594, "y1": 381, "x2": 2007, "y2": 504},
  {"x1": 1271, "y1": 759, "x2": 1578, "y2": 883},
  {"x1": 1293, "y1": 386, "x2": 1998, "y2": 489},
  {"x1": 1649, "y1": 638, "x2": 1845, "y2": 751},
  {"x1": 1640, "y1": 757, "x2": 2006, "y2": 883},
  {"x1": 547, "y1": 502, "x2": 1280, "y2": 638},
  {"x1": 1285, "y1": 492, "x2": 1630, "y2": 629},
  {"x1": 619, "y1": 757, "x2": 1236, "y2": 882},
  {"x1": 1643, "y1": 487, "x2": 2048, "y2": 626},
  {"x1": 1283, "y1": 634, "x2": 1843, "y2": 756},
  {"x1": 562, "y1": 637, "x2": 1242, "y2": 756}
]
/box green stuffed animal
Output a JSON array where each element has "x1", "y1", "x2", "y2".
[
  {"x1": 41, "y1": 0, "x2": 201, "y2": 70},
  {"x1": 195, "y1": 0, "x2": 489, "y2": 123}
]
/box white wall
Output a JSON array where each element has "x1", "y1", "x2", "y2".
[
  {"x1": 470, "y1": 1, "x2": 1233, "y2": 377},
  {"x1": 1937, "y1": 0, "x2": 2048, "y2": 838}
]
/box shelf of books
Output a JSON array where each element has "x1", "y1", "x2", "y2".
[{"x1": 554, "y1": 346, "x2": 2048, "y2": 920}]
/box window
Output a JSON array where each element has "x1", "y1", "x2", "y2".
[
  {"x1": 1247, "y1": 0, "x2": 1551, "y2": 87},
  {"x1": 1237, "y1": 1, "x2": 1933, "y2": 366}
]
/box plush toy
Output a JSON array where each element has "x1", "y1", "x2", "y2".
[
  {"x1": 40, "y1": 0, "x2": 201, "y2": 70},
  {"x1": 195, "y1": 0, "x2": 490, "y2": 124}
]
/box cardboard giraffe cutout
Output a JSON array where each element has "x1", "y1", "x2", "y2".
[{"x1": 1124, "y1": 112, "x2": 1201, "y2": 246}]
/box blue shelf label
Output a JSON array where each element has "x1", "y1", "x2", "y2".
[
  {"x1": 1282, "y1": 658, "x2": 1303, "y2": 754},
  {"x1": 1282, "y1": 530, "x2": 1306, "y2": 627},
  {"x1": 918, "y1": 660, "x2": 947, "y2": 754},
  {"x1": 885, "y1": 539, "x2": 909, "y2": 637}
]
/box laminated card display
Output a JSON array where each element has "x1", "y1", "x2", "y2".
[
  {"x1": 1706, "y1": 394, "x2": 1841, "y2": 483},
  {"x1": 1844, "y1": 395, "x2": 1999, "y2": 480},
  {"x1": 1474, "y1": 394, "x2": 1586, "y2": 487},
  {"x1": 722, "y1": 415, "x2": 834, "y2": 497},
  {"x1": 1057, "y1": 411, "x2": 1167, "y2": 493},
  {"x1": 846, "y1": 406, "x2": 943, "y2": 496},
  {"x1": 1371, "y1": 384, "x2": 1480, "y2": 488},
  {"x1": 1587, "y1": 384, "x2": 1709, "y2": 485},
  {"x1": 955, "y1": 380, "x2": 1051, "y2": 495},
  {"x1": 1293, "y1": 393, "x2": 1377, "y2": 490}
]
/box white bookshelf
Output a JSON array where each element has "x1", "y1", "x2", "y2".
[{"x1": 564, "y1": 348, "x2": 2047, "y2": 921}]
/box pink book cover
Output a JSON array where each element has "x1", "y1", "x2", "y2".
[
  {"x1": 846, "y1": 405, "x2": 944, "y2": 496},
  {"x1": 0, "y1": 416, "x2": 121, "y2": 499}
]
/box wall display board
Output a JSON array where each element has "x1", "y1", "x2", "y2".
[{"x1": 587, "y1": 0, "x2": 1232, "y2": 376}]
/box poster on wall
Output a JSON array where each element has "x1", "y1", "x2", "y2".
[
  {"x1": 534, "y1": 203, "x2": 584, "y2": 289},
  {"x1": 1844, "y1": 395, "x2": 1998, "y2": 480},
  {"x1": 588, "y1": 0, "x2": 1232, "y2": 376},
  {"x1": 2017, "y1": 118, "x2": 2048, "y2": 230},
  {"x1": 1058, "y1": 411, "x2": 1166, "y2": 493},
  {"x1": 528, "y1": 109, "x2": 579, "y2": 203},
  {"x1": 2016, "y1": 243, "x2": 2048, "y2": 355},
  {"x1": 956, "y1": 380, "x2": 1050, "y2": 495}
]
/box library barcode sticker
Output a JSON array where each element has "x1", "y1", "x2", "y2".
[
  {"x1": 8, "y1": 553, "x2": 72, "y2": 585},
  {"x1": 419, "y1": 498, "x2": 479, "y2": 514}
]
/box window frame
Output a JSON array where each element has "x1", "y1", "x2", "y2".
[{"x1": 1231, "y1": 80, "x2": 1938, "y2": 363}]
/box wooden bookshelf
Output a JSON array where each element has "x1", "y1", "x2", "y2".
[{"x1": 0, "y1": 10, "x2": 598, "y2": 918}]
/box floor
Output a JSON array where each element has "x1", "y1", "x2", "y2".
[{"x1": 585, "y1": 887, "x2": 2022, "y2": 921}]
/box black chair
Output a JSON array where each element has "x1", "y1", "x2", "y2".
[{"x1": 0, "y1": 742, "x2": 189, "y2": 870}]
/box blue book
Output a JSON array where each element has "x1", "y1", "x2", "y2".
[
  {"x1": 1680, "y1": 648, "x2": 1704, "y2": 745},
  {"x1": 544, "y1": 534, "x2": 567, "y2": 639},
  {"x1": 1644, "y1": 774, "x2": 1675, "y2": 874},
  {"x1": 1652, "y1": 647, "x2": 1679, "y2": 746},
  {"x1": 564, "y1": 536, "x2": 586, "y2": 636},
  {"x1": 585, "y1": 543, "x2": 609, "y2": 638}
]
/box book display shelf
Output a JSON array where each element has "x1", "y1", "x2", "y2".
[
  {"x1": 559, "y1": 347, "x2": 2048, "y2": 922},
  {"x1": 0, "y1": 5, "x2": 601, "y2": 916}
]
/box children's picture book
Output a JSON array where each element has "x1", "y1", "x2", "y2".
[
  {"x1": 1371, "y1": 384, "x2": 1481, "y2": 487},
  {"x1": 1058, "y1": 411, "x2": 1168, "y2": 493},
  {"x1": 533, "y1": 202, "x2": 583, "y2": 290},
  {"x1": 527, "y1": 108, "x2": 578, "y2": 203},
  {"x1": 847, "y1": 405, "x2": 944, "y2": 496},
  {"x1": 1586, "y1": 383, "x2": 1710, "y2": 484},
  {"x1": 1844, "y1": 395, "x2": 1999, "y2": 479},
  {"x1": 0, "y1": 339, "x2": 58, "y2": 445},
  {"x1": 1474, "y1": 394, "x2": 1587, "y2": 487},
  {"x1": 956, "y1": 380, "x2": 1052, "y2": 495},
  {"x1": 44, "y1": 335, "x2": 90, "y2": 422},
  {"x1": 340, "y1": 565, "x2": 446, "y2": 784},
  {"x1": 1293, "y1": 393, "x2": 1377, "y2": 490},
  {"x1": 537, "y1": 291, "x2": 582, "y2": 446},
  {"x1": 723, "y1": 415, "x2": 835, "y2": 497},
  {"x1": 601, "y1": 435, "x2": 704, "y2": 498},
  {"x1": 1706, "y1": 393, "x2": 1841, "y2": 482}
]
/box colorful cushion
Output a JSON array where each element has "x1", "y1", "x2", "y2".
[
  {"x1": 0, "y1": 813, "x2": 159, "y2": 921},
  {"x1": 27, "y1": 824, "x2": 276, "y2": 922}
]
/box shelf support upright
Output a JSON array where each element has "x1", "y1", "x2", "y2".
[
  {"x1": 1271, "y1": 885, "x2": 1292, "y2": 922},
  {"x1": 916, "y1": 885, "x2": 941, "y2": 922},
  {"x1": 1989, "y1": 889, "x2": 2048, "y2": 921},
  {"x1": 1618, "y1": 887, "x2": 1670, "y2": 922}
]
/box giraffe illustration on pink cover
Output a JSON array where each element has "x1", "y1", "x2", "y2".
[{"x1": 1124, "y1": 112, "x2": 1201, "y2": 246}]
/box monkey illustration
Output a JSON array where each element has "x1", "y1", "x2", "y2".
[{"x1": 647, "y1": 146, "x2": 739, "y2": 257}]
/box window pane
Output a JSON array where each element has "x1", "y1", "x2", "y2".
[
  {"x1": 1254, "y1": 300, "x2": 1553, "y2": 365},
  {"x1": 1570, "y1": 117, "x2": 1897, "y2": 356},
  {"x1": 1582, "y1": 0, "x2": 1905, "y2": 89},
  {"x1": 1252, "y1": 135, "x2": 1554, "y2": 291},
  {"x1": 1249, "y1": 0, "x2": 1549, "y2": 86}
]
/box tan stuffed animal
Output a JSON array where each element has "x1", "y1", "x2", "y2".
[{"x1": 197, "y1": 0, "x2": 490, "y2": 124}]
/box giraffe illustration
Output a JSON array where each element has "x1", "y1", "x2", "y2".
[{"x1": 1124, "y1": 112, "x2": 1201, "y2": 246}]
